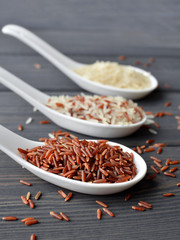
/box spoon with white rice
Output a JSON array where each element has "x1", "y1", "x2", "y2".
[{"x1": 2, "y1": 24, "x2": 158, "y2": 100}]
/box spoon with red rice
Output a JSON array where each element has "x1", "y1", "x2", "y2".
[{"x1": 0, "y1": 125, "x2": 147, "y2": 195}]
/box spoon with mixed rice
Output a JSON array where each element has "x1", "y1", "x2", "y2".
[{"x1": 0, "y1": 67, "x2": 146, "y2": 138}]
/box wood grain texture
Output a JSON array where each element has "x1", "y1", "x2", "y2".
[{"x1": 0, "y1": 0, "x2": 180, "y2": 239}]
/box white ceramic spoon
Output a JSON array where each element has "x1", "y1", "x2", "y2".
[
  {"x1": 0, "y1": 125, "x2": 147, "y2": 195},
  {"x1": 0, "y1": 67, "x2": 147, "y2": 138},
  {"x1": 2, "y1": 24, "x2": 158, "y2": 100}
]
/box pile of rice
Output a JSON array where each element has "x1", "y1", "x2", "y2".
[
  {"x1": 47, "y1": 94, "x2": 144, "y2": 125},
  {"x1": 74, "y1": 61, "x2": 151, "y2": 90}
]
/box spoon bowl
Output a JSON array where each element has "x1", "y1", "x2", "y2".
[
  {"x1": 0, "y1": 67, "x2": 147, "y2": 138},
  {"x1": 0, "y1": 125, "x2": 147, "y2": 195},
  {"x1": 2, "y1": 24, "x2": 158, "y2": 100}
]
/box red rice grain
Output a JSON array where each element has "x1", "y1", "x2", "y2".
[
  {"x1": 58, "y1": 190, "x2": 67, "y2": 198},
  {"x1": 20, "y1": 180, "x2": 32, "y2": 186},
  {"x1": 25, "y1": 219, "x2": 38, "y2": 226},
  {"x1": 18, "y1": 124, "x2": 23, "y2": 131},
  {"x1": 164, "y1": 172, "x2": 176, "y2": 178},
  {"x1": 96, "y1": 200, "x2": 108, "y2": 208},
  {"x1": 151, "y1": 165, "x2": 159, "y2": 174},
  {"x1": 21, "y1": 217, "x2": 34, "y2": 223},
  {"x1": 49, "y1": 211, "x2": 63, "y2": 220},
  {"x1": 170, "y1": 161, "x2": 179, "y2": 165},
  {"x1": 150, "y1": 156, "x2": 161, "y2": 162},
  {"x1": 30, "y1": 234, "x2": 36, "y2": 240},
  {"x1": 169, "y1": 167, "x2": 178, "y2": 173},
  {"x1": 176, "y1": 182, "x2": 180, "y2": 186},
  {"x1": 40, "y1": 120, "x2": 50, "y2": 124},
  {"x1": 2, "y1": 216, "x2": 17, "y2": 221},
  {"x1": 149, "y1": 57, "x2": 155, "y2": 63},
  {"x1": 125, "y1": 193, "x2": 131, "y2": 201},
  {"x1": 21, "y1": 195, "x2": 29, "y2": 205},
  {"x1": 163, "y1": 193, "x2": 174, "y2": 197},
  {"x1": 119, "y1": 55, "x2": 126, "y2": 61},
  {"x1": 157, "y1": 147, "x2": 162, "y2": 154},
  {"x1": 60, "y1": 212, "x2": 70, "y2": 221},
  {"x1": 136, "y1": 146, "x2": 142, "y2": 154},
  {"x1": 97, "y1": 209, "x2": 102, "y2": 220},
  {"x1": 160, "y1": 166, "x2": 169, "y2": 172},
  {"x1": 103, "y1": 208, "x2": 114, "y2": 217},
  {"x1": 144, "y1": 147, "x2": 155, "y2": 153},
  {"x1": 132, "y1": 206, "x2": 145, "y2": 211},
  {"x1": 164, "y1": 102, "x2": 171, "y2": 107},
  {"x1": 153, "y1": 161, "x2": 162, "y2": 168},
  {"x1": 146, "y1": 174, "x2": 156, "y2": 180},
  {"x1": 134, "y1": 61, "x2": 141, "y2": 65},
  {"x1": 145, "y1": 63, "x2": 150, "y2": 68},
  {"x1": 166, "y1": 158, "x2": 171, "y2": 165},
  {"x1": 65, "y1": 192, "x2": 73, "y2": 202},
  {"x1": 138, "y1": 201, "x2": 152, "y2": 209},
  {"x1": 29, "y1": 199, "x2": 35, "y2": 209},
  {"x1": 18, "y1": 131, "x2": 137, "y2": 184}
]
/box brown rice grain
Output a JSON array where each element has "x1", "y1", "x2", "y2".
[
  {"x1": 35, "y1": 191, "x2": 42, "y2": 200},
  {"x1": 26, "y1": 192, "x2": 31, "y2": 200}
]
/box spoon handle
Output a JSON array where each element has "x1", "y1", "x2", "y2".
[
  {"x1": 2, "y1": 24, "x2": 81, "y2": 69},
  {"x1": 0, "y1": 125, "x2": 29, "y2": 151},
  {"x1": 0, "y1": 67, "x2": 49, "y2": 106}
]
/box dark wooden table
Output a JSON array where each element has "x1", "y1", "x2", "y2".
[{"x1": 0, "y1": 1, "x2": 180, "y2": 239}]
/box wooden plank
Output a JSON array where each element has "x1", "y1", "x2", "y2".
[
  {"x1": 0, "y1": 55, "x2": 179, "y2": 91},
  {"x1": 1, "y1": 31, "x2": 180, "y2": 56},
  {"x1": 0, "y1": 0, "x2": 180, "y2": 53}
]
